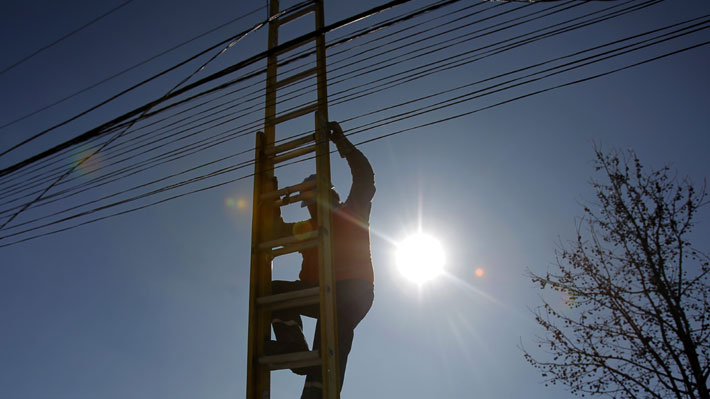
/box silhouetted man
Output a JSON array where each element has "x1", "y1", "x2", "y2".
[{"x1": 270, "y1": 121, "x2": 375, "y2": 399}]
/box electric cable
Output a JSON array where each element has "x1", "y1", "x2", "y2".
[
  {"x1": 74, "y1": 0, "x2": 635, "y2": 177},
  {"x1": 0, "y1": 0, "x2": 137, "y2": 75},
  {"x1": 325, "y1": 0, "x2": 664, "y2": 109},
  {"x1": 0, "y1": 0, "x2": 568, "y2": 199},
  {"x1": 0, "y1": 0, "x2": 680, "y2": 216},
  {"x1": 0, "y1": 0, "x2": 468, "y2": 201},
  {"x1": 0, "y1": 0, "x2": 456, "y2": 198},
  {"x1": 0, "y1": 4, "x2": 266, "y2": 131},
  {"x1": 59, "y1": 1, "x2": 508, "y2": 166},
  {"x1": 0, "y1": 0, "x2": 417, "y2": 173},
  {"x1": 2, "y1": 3, "x2": 696, "y2": 241},
  {"x1": 50, "y1": 0, "x2": 544, "y2": 170},
  {"x1": 1, "y1": 40, "x2": 705, "y2": 247},
  {"x1": 0, "y1": 0, "x2": 644, "y2": 190},
  {"x1": 0, "y1": 0, "x2": 313, "y2": 160},
  {"x1": 0, "y1": 4, "x2": 276, "y2": 231},
  {"x1": 0, "y1": 24, "x2": 704, "y2": 242},
  {"x1": 0, "y1": 0, "x2": 656, "y2": 206},
  {"x1": 0, "y1": 0, "x2": 660, "y2": 209}
]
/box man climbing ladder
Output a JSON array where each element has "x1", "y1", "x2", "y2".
[
  {"x1": 246, "y1": 1, "x2": 367, "y2": 397},
  {"x1": 270, "y1": 121, "x2": 376, "y2": 398}
]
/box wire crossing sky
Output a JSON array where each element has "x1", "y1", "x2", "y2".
[
  {"x1": 0, "y1": 1, "x2": 708, "y2": 399},
  {"x1": 0, "y1": 0, "x2": 138, "y2": 76},
  {"x1": 0, "y1": 0, "x2": 706, "y2": 247},
  {"x1": 0, "y1": 4, "x2": 266, "y2": 131}
]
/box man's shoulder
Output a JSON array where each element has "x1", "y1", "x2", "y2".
[{"x1": 339, "y1": 201, "x2": 371, "y2": 223}]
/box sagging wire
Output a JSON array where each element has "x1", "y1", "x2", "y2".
[
  {"x1": 0, "y1": 20, "x2": 705, "y2": 244},
  {"x1": 0, "y1": 0, "x2": 668, "y2": 216},
  {"x1": 0, "y1": 5, "x2": 266, "y2": 131},
  {"x1": 0, "y1": 2, "x2": 282, "y2": 231}
]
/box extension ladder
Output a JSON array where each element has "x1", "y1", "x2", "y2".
[{"x1": 246, "y1": 1, "x2": 339, "y2": 398}]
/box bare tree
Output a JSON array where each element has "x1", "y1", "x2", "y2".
[{"x1": 524, "y1": 148, "x2": 710, "y2": 399}]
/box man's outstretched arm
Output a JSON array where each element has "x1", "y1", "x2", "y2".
[{"x1": 329, "y1": 122, "x2": 375, "y2": 217}]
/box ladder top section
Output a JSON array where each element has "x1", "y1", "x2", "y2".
[
  {"x1": 276, "y1": 4, "x2": 317, "y2": 27},
  {"x1": 260, "y1": 179, "x2": 316, "y2": 201}
]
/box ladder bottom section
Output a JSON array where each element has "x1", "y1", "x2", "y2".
[{"x1": 259, "y1": 350, "x2": 321, "y2": 370}]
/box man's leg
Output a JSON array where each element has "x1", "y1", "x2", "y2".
[
  {"x1": 270, "y1": 280, "x2": 312, "y2": 354},
  {"x1": 301, "y1": 280, "x2": 374, "y2": 399}
]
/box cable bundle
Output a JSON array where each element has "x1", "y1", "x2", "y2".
[{"x1": 0, "y1": 0, "x2": 706, "y2": 247}]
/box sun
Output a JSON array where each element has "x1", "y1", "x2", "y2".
[{"x1": 395, "y1": 233, "x2": 446, "y2": 284}]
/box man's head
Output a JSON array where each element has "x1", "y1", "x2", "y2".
[{"x1": 301, "y1": 174, "x2": 340, "y2": 218}]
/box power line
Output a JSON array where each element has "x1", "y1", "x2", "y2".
[
  {"x1": 0, "y1": 0, "x2": 446, "y2": 229},
  {"x1": 0, "y1": 0, "x2": 313, "y2": 161},
  {"x1": 0, "y1": 0, "x2": 417, "y2": 168},
  {"x1": 0, "y1": 0, "x2": 419, "y2": 178},
  {"x1": 19, "y1": 16, "x2": 704, "y2": 224},
  {"x1": 0, "y1": 0, "x2": 663, "y2": 207},
  {"x1": 0, "y1": 3, "x2": 640, "y2": 195},
  {"x1": 0, "y1": 22, "x2": 704, "y2": 243},
  {"x1": 0, "y1": 0, "x2": 137, "y2": 75},
  {"x1": 1, "y1": 41, "x2": 705, "y2": 248},
  {"x1": 0, "y1": 4, "x2": 266, "y2": 131},
  {"x1": 0, "y1": 1, "x2": 450, "y2": 197},
  {"x1": 1, "y1": 0, "x2": 672, "y2": 209},
  {"x1": 81, "y1": 0, "x2": 639, "y2": 177},
  {"x1": 0, "y1": 0, "x2": 558, "y2": 197},
  {"x1": 0, "y1": 1, "x2": 277, "y2": 231},
  {"x1": 0, "y1": 2, "x2": 456, "y2": 199},
  {"x1": 0, "y1": 0, "x2": 656, "y2": 206},
  {"x1": 0, "y1": 0, "x2": 684, "y2": 220}
]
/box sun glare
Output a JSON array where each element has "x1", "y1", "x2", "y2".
[{"x1": 395, "y1": 233, "x2": 445, "y2": 284}]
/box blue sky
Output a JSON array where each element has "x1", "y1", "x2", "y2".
[{"x1": 0, "y1": 1, "x2": 708, "y2": 398}]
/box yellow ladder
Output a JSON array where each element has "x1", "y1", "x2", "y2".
[{"x1": 246, "y1": 0, "x2": 339, "y2": 398}]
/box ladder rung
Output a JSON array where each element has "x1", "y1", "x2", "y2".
[
  {"x1": 269, "y1": 103, "x2": 318, "y2": 126},
  {"x1": 275, "y1": 36, "x2": 316, "y2": 57},
  {"x1": 257, "y1": 286, "x2": 319, "y2": 310},
  {"x1": 275, "y1": 67, "x2": 318, "y2": 90},
  {"x1": 258, "y1": 230, "x2": 319, "y2": 251},
  {"x1": 260, "y1": 179, "x2": 316, "y2": 200},
  {"x1": 265, "y1": 134, "x2": 315, "y2": 156},
  {"x1": 261, "y1": 295, "x2": 320, "y2": 311},
  {"x1": 259, "y1": 350, "x2": 321, "y2": 370},
  {"x1": 276, "y1": 4, "x2": 316, "y2": 26},
  {"x1": 273, "y1": 145, "x2": 316, "y2": 164},
  {"x1": 273, "y1": 190, "x2": 314, "y2": 207},
  {"x1": 270, "y1": 238, "x2": 317, "y2": 258}
]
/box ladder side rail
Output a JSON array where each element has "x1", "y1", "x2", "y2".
[
  {"x1": 314, "y1": 112, "x2": 339, "y2": 399},
  {"x1": 246, "y1": 132, "x2": 274, "y2": 398},
  {"x1": 314, "y1": 0, "x2": 339, "y2": 396},
  {"x1": 247, "y1": 0, "x2": 280, "y2": 397}
]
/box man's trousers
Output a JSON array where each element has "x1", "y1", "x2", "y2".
[{"x1": 271, "y1": 279, "x2": 374, "y2": 399}]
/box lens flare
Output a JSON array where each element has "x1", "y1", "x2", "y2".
[
  {"x1": 71, "y1": 151, "x2": 102, "y2": 180},
  {"x1": 225, "y1": 196, "x2": 249, "y2": 212},
  {"x1": 236, "y1": 198, "x2": 248, "y2": 210}
]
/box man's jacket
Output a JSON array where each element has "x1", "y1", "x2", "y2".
[{"x1": 279, "y1": 147, "x2": 375, "y2": 285}]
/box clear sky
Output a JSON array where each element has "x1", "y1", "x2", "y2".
[{"x1": 0, "y1": 1, "x2": 708, "y2": 398}]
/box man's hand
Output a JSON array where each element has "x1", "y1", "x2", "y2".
[
  {"x1": 328, "y1": 121, "x2": 345, "y2": 141},
  {"x1": 328, "y1": 121, "x2": 353, "y2": 158}
]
